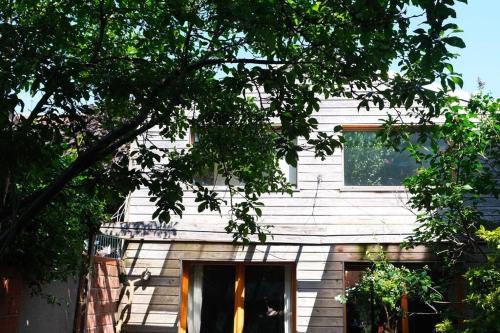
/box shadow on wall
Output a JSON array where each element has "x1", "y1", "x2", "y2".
[
  {"x1": 79, "y1": 256, "x2": 122, "y2": 333},
  {"x1": 16, "y1": 279, "x2": 78, "y2": 333},
  {"x1": 103, "y1": 221, "x2": 181, "y2": 240},
  {"x1": 120, "y1": 240, "x2": 179, "y2": 333},
  {"x1": 117, "y1": 241, "x2": 434, "y2": 333}
]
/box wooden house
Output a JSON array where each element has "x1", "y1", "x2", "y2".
[{"x1": 102, "y1": 95, "x2": 462, "y2": 333}]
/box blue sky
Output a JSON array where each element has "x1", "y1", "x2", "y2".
[{"x1": 452, "y1": 1, "x2": 500, "y2": 95}]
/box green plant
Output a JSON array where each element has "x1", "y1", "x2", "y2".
[
  {"x1": 397, "y1": 93, "x2": 500, "y2": 266},
  {"x1": 460, "y1": 226, "x2": 500, "y2": 332},
  {"x1": 391, "y1": 93, "x2": 500, "y2": 332},
  {"x1": 4, "y1": 141, "x2": 126, "y2": 288},
  {"x1": 336, "y1": 251, "x2": 441, "y2": 333}
]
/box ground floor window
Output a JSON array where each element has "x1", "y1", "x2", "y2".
[
  {"x1": 344, "y1": 263, "x2": 442, "y2": 333},
  {"x1": 179, "y1": 263, "x2": 295, "y2": 333}
]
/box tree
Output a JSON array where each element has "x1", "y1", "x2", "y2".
[
  {"x1": 0, "y1": 115, "x2": 129, "y2": 287},
  {"x1": 460, "y1": 226, "x2": 500, "y2": 333},
  {"x1": 1, "y1": 0, "x2": 466, "y2": 278},
  {"x1": 398, "y1": 93, "x2": 499, "y2": 265},
  {"x1": 392, "y1": 93, "x2": 500, "y2": 332}
]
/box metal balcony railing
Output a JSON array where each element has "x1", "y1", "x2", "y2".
[{"x1": 93, "y1": 234, "x2": 124, "y2": 259}]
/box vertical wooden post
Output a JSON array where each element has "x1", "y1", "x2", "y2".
[
  {"x1": 291, "y1": 266, "x2": 297, "y2": 333},
  {"x1": 401, "y1": 293, "x2": 409, "y2": 333},
  {"x1": 234, "y1": 265, "x2": 245, "y2": 333},
  {"x1": 179, "y1": 264, "x2": 189, "y2": 333},
  {"x1": 79, "y1": 232, "x2": 96, "y2": 333}
]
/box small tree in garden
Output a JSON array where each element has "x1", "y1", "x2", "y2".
[
  {"x1": 336, "y1": 251, "x2": 441, "y2": 333},
  {"x1": 385, "y1": 93, "x2": 500, "y2": 332},
  {"x1": 397, "y1": 93, "x2": 500, "y2": 267},
  {"x1": 435, "y1": 226, "x2": 500, "y2": 333},
  {"x1": 460, "y1": 226, "x2": 500, "y2": 332}
]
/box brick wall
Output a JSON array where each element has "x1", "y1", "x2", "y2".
[
  {"x1": 77, "y1": 257, "x2": 122, "y2": 333},
  {"x1": 0, "y1": 268, "x2": 23, "y2": 333}
]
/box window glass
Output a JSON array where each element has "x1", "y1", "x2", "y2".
[
  {"x1": 190, "y1": 131, "x2": 227, "y2": 186},
  {"x1": 186, "y1": 264, "x2": 292, "y2": 333},
  {"x1": 188, "y1": 265, "x2": 235, "y2": 333},
  {"x1": 278, "y1": 151, "x2": 298, "y2": 186},
  {"x1": 193, "y1": 164, "x2": 226, "y2": 186},
  {"x1": 191, "y1": 128, "x2": 297, "y2": 186},
  {"x1": 343, "y1": 131, "x2": 422, "y2": 186},
  {"x1": 344, "y1": 264, "x2": 441, "y2": 333},
  {"x1": 244, "y1": 266, "x2": 285, "y2": 333}
]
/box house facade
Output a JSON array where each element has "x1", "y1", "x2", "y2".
[{"x1": 102, "y1": 95, "x2": 443, "y2": 333}]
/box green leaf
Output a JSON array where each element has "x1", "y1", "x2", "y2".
[{"x1": 442, "y1": 36, "x2": 466, "y2": 48}]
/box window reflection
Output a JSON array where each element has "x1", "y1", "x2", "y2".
[
  {"x1": 188, "y1": 265, "x2": 235, "y2": 333},
  {"x1": 344, "y1": 131, "x2": 426, "y2": 186},
  {"x1": 186, "y1": 264, "x2": 292, "y2": 333},
  {"x1": 244, "y1": 266, "x2": 285, "y2": 333}
]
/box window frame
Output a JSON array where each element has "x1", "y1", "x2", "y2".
[
  {"x1": 189, "y1": 129, "x2": 228, "y2": 187},
  {"x1": 189, "y1": 126, "x2": 299, "y2": 190},
  {"x1": 341, "y1": 124, "x2": 410, "y2": 192},
  {"x1": 342, "y1": 261, "x2": 444, "y2": 333},
  {"x1": 178, "y1": 261, "x2": 297, "y2": 333}
]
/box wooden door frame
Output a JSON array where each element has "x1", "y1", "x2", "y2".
[{"x1": 178, "y1": 261, "x2": 297, "y2": 333}]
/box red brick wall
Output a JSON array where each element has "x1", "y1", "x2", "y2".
[
  {"x1": 0, "y1": 268, "x2": 23, "y2": 333},
  {"x1": 77, "y1": 257, "x2": 122, "y2": 333}
]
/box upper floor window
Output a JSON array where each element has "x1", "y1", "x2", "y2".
[
  {"x1": 278, "y1": 156, "x2": 297, "y2": 186},
  {"x1": 343, "y1": 128, "x2": 423, "y2": 186},
  {"x1": 190, "y1": 130, "x2": 233, "y2": 186},
  {"x1": 190, "y1": 128, "x2": 297, "y2": 187}
]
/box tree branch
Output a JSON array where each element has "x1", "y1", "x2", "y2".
[
  {"x1": 0, "y1": 109, "x2": 153, "y2": 255},
  {"x1": 190, "y1": 58, "x2": 312, "y2": 69},
  {"x1": 26, "y1": 90, "x2": 53, "y2": 124},
  {"x1": 0, "y1": 50, "x2": 312, "y2": 256},
  {"x1": 92, "y1": 0, "x2": 108, "y2": 62}
]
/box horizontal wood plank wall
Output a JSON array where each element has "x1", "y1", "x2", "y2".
[
  {"x1": 120, "y1": 241, "x2": 433, "y2": 333},
  {"x1": 101, "y1": 96, "x2": 498, "y2": 243}
]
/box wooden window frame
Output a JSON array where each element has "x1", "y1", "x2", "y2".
[
  {"x1": 342, "y1": 124, "x2": 422, "y2": 131},
  {"x1": 341, "y1": 124, "x2": 411, "y2": 191},
  {"x1": 179, "y1": 264, "x2": 190, "y2": 333},
  {"x1": 343, "y1": 262, "x2": 437, "y2": 333},
  {"x1": 189, "y1": 126, "x2": 298, "y2": 188},
  {"x1": 342, "y1": 124, "x2": 382, "y2": 132},
  {"x1": 179, "y1": 261, "x2": 297, "y2": 333}
]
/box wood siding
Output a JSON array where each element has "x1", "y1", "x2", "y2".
[
  {"x1": 101, "y1": 94, "x2": 497, "y2": 333},
  {"x1": 102, "y1": 95, "x2": 498, "y2": 243},
  {"x1": 119, "y1": 241, "x2": 434, "y2": 333},
  {"x1": 103, "y1": 96, "x2": 438, "y2": 244}
]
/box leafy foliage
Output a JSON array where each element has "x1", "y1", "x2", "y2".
[
  {"x1": 399, "y1": 94, "x2": 500, "y2": 266},
  {"x1": 344, "y1": 131, "x2": 424, "y2": 186},
  {"x1": 459, "y1": 226, "x2": 500, "y2": 332},
  {"x1": 393, "y1": 93, "x2": 500, "y2": 332},
  {"x1": 0, "y1": 117, "x2": 129, "y2": 286},
  {"x1": 337, "y1": 251, "x2": 441, "y2": 333},
  {"x1": 0, "y1": 0, "x2": 466, "y2": 281},
  {"x1": 435, "y1": 227, "x2": 500, "y2": 333}
]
